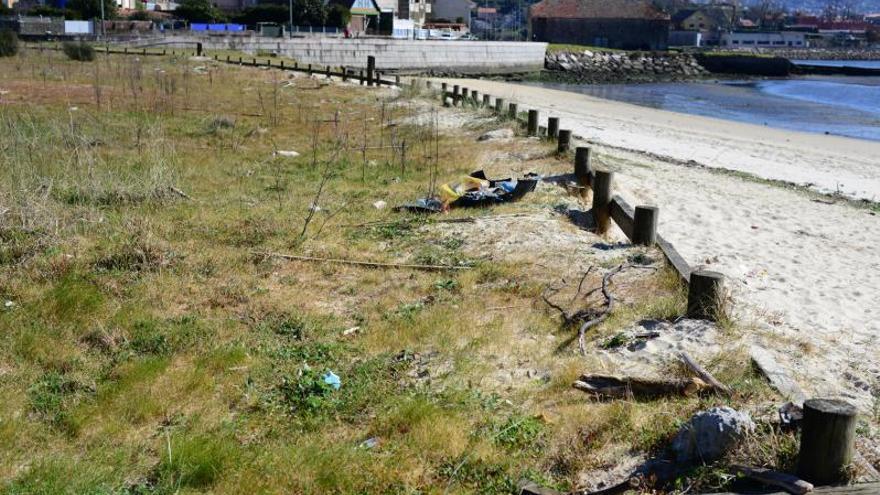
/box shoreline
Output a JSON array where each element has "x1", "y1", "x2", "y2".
[{"x1": 435, "y1": 77, "x2": 880, "y2": 409}]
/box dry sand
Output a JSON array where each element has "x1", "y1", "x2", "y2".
[{"x1": 439, "y1": 78, "x2": 880, "y2": 410}]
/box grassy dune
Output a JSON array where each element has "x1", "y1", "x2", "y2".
[{"x1": 0, "y1": 49, "x2": 784, "y2": 494}]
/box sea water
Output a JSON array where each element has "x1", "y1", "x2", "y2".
[{"x1": 523, "y1": 75, "x2": 880, "y2": 142}]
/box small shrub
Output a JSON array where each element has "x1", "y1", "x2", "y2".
[
  {"x1": 0, "y1": 29, "x2": 18, "y2": 58},
  {"x1": 62, "y1": 41, "x2": 95, "y2": 62}
]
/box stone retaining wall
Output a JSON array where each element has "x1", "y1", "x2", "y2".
[{"x1": 124, "y1": 35, "x2": 547, "y2": 73}]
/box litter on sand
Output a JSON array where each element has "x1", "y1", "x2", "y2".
[{"x1": 396, "y1": 170, "x2": 539, "y2": 213}]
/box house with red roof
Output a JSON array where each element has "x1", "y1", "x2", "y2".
[{"x1": 529, "y1": 0, "x2": 670, "y2": 51}]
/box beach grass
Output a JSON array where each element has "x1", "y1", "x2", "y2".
[{"x1": 0, "y1": 49, "x2": 786, "y2": 493}]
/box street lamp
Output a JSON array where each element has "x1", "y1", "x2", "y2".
[{"x1": 288, "y1": 0, "x2": 293, "y2": 38}]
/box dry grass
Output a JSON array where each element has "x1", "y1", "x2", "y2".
[{"x1": 0, "y1": 47, "x2": 794, "y2": 494}]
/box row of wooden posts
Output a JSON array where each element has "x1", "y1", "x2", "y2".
[
  {"x1": 428, "y1": 78, "x2": 861, "y2": 489},
  {"x1": 436, "y1": 80, "x2": 725, "y2": 323}
]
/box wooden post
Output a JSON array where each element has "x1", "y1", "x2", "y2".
[
  {"x1": 798, "y1": 398, "x2": 857, "y2": 485},
  {"x1": 426, "y1": 80, "x2": 432, "y2": 89},
  {"x1": 482, "y1": 94, "x2": 490, "y2": 107},
  {"x1": 527, "y1": 110, "x2": 539, "y2": 136},
  {"x1": 592, "y1": 170, "x2": 613, "y2": 234},
  {"x1": 280, "y1": 60, "x2": 284, "y2": 68},
  {"x1": 548, "y1": 117, "x2": 560, "y2": 139},
  {"x1": 196, "y1": 42, "x2": 202, "y2": 56},
  {"x1": 124, "y1": 47, "x2": 128, "y2": 54},
  {"x1": 452, "y1": 85, "x2": 460, "y2": 105},
  {"x1": 574, "y1": 146, "x2": 591, "y2": 187},
  {"x1": 633, "y1": 206, "x2": 658, "y2": 246},
  {"x1": 366, "y1": 55, "x2": 375, "y2": 87},
  {"x1": 557, "y1": 129, "x2": 572, "y2": 153},
  {"x1": 341, "y1": 68, "x2": 347, "y2": 81},
  {"x1": 441, "y1": 82, "x2": 448, "y2": 93},
  {"x1": 508, "y1": 102, "x2": 518, "y2": 120},
  {"x1": 395, "y1": 75, "x2": 401, "y2": 85},
  {"x1": 461, "y1": 87, "x2": 469, "y2": 105},
  {"x1": 494, "y1": 97, "x2": 505, "y2": 113},
  {"x1": 360, "y1": 70, "x2": 365, "y2": 85},
  {"x1": 307, "y1": 63, "x2": 312, "y2": 75},
  {"x1": 471, "y1": 89, "x2": 478, "y2": 102},
  {"x1": 238, "y1": 56, "x2": 242, "y2": 64},
  {"x1": 686, "y1": 270, "x2": 724, "y2": 320},
  {"x1": 142, "y1": 48, "x2": 146, "y2": 55}
]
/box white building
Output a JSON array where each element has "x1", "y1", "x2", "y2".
[{"x1": 720, "y1": 31, "x2": 808, "y2": 48}]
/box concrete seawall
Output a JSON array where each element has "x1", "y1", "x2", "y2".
[{"x1": 126, "y1": 36, "x2": 547, "y2": 73}]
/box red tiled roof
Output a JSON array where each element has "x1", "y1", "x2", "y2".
[{"x1": 530, "y1": 0, "x2": 669, "y2": 21}]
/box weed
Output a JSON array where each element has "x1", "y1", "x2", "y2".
[
  {"x1": 277, "y1": 367, "x2": 338, "y2": 413},
  {"x1": 62, "y1": 41, "x2": 96, "y2": 62},
  {"x1": 0, "y1": 29, "x2": 18, "y2": 58},
  {"x1": 493, "y1": 414, "x2": 545, "y2": 450}
]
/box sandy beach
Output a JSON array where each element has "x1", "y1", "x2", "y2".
[{"x1": 443, "y1": 78, "x2": 880, "y2": 409}]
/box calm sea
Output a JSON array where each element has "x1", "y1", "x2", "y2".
[{"x1": 523, "y1": 72, "x2": 880, "y2": 142}]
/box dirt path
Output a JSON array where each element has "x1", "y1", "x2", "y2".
[{"x1": 441, "y1": 78, "x2": 880, "y2": 410}]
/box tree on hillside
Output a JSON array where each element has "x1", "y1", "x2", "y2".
[
  {"x1": 233, "y1": 4, "x2": 290, "y2": 25},
  {"x1": 175, "y1": 0, "x2": 226, "y2": 22},
  {"x1": 66, "y1": 0, "x2": 118, "y2": 20},
  {"x1": 259, "y1": 0, "x2": 326, "y2": 25}
]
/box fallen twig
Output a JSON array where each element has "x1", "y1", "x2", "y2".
[
  {"x1": 678, "y1": 352, "x2": 732, "y2": 397},
  {"x1": 256, "y1": 252, "x2": 470, "y2": 272},
  {"x1": 578, "y1": 264, "x2": 626, "y2": 356}
]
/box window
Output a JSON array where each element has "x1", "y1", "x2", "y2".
[
  {"x1": 757, "y1": 40, "x2": 769, "y2": 45},
  {"x1": 796, "y1": 41, "x2": 802, "y2": 45},
  {"x1": 743, "y1": 40, "x2": 755, "y2": 44},
  {"x1": 733, "y1": 40, "x2": 739, "y2": 44}
]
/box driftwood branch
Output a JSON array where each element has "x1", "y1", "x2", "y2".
[
  {"x1": 573, "y1": 374, "x2": 710, "y2": 399},
  {"x1": 256, "y1": 252, "x2": 470, "y2": 272},
  {"x1": 578, "y1": 264, "x2": 625, "y2": 356},
  {"x1": 730, "y1": 465, "x2": 813, "y2": 495},
  {"x1": 678, "y1": 352, "x2": 732, "y2": 397}
]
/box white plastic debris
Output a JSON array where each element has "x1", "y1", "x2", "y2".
[
  {"x1": 275, "y1": 150, "x2": 300, "y2": 158},
  {"x1": 373, "y1": 200, "x2": 387, "y2": 210}
]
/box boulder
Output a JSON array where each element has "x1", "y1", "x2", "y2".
[{"x1": 671, "y1": 407, "x2": 755, "y2": 464}]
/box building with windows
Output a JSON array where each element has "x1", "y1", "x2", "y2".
[{"x1": 720, "y1": 31, "x2": 807, "y2": 48}]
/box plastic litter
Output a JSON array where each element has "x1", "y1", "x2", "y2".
[
  {"x1": 322, "y1": 371, "x2": 341, "y2": 390},
  {"x1": 395, "y1": 170, "x2": 539, "y2": 213}
]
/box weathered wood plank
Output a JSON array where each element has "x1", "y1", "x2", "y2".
[
  {"x1": 656, "y1": 233, "x2": 691, "y2": 283},
  {"x1": 710, "y1": 482, "x2": 880, "y2": 494},
  {"x1": 609, "y1": 195, "x2": 634, "y2": 240}
]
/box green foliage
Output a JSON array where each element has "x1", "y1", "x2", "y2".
[
  {"x1": 493, "y1": 414, "x2": 545, "y2": 450},
  {"x1": 44, "y1": 274, "x2": 104, "y2": 324},
  {"x1": 278, "y1": 367, "x2": 337, "y2": 413},
  {"x1": 326, "y1": 4, "x2": 351, "y2": 28},
  {"x1": 174, "y1": 0, "x2": 226, "y2": 22},
  {"x1": 62, "y1": 41, "x2": 96, "y2": 62},
  {"x1": 128, "y1": 316, "x2": 204, "y2": 356},
  {"x1": 0, "y1": 29, "x2": 18, "y2": 58},
  {"x1": 233, "y1": 4, "x2": 291, "y2": 25},
  {"x1": 258, "y1": 0, "x2": 326, "y2": 25},
  {"x1": 28, "y1": 371, "x2": 87, "y2": 432},
  {"x1": 65, "y1": 0, "x2": 118, "y2": 19},
  {"x1": 154, "y1": 433, "x2": 236, "y2": 491}
]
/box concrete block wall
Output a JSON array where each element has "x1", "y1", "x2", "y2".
[{"x1": 128, "y1": 35, "x2": 547, "y2": 73}]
